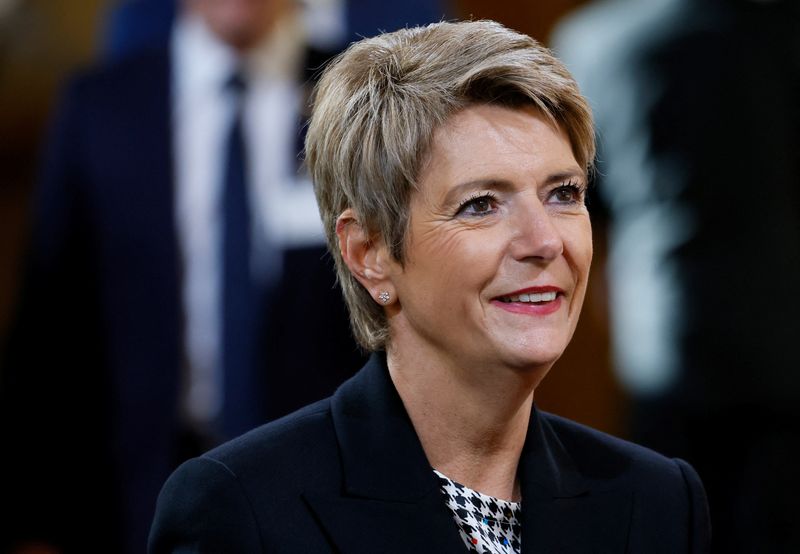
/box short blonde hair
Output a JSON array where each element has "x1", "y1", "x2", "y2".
[{"x1": 306, "y1": 20, "x2": 594, "y2": 351}]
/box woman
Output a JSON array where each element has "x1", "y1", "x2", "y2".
[{"x1": 149, "y1": 20, "x2": 710, "y2": 553}]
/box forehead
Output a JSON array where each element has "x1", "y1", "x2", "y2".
[{"x1": 417, "y1": 104, "x2": 580, "y2": 197}]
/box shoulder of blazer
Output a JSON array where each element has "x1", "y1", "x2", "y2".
[
  {"x1": 540, "y1": 410, "x2": 710, "y2": 533},
  {"x1": 149, "y1": 398, "x2": 345, "y2": 553},
  {"x1": 540, "y1": 410, "x2": 690, "y2": 487},
  {"x1": 523, "y1": 411, "x2": 710, "y2": 552},
  {"x1": 201, "y1": 397, "x2": 341, "y2": 485}
]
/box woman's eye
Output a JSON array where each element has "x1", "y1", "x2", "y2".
[
  {"x1": 550, "y1": 183, "x2": 585, "y2": 204},
  {"x1": 456, "y1": 195, "x2": 497, "y2": 216}
]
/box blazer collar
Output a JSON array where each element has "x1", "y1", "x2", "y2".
[
  {"x1": 306, "y1": 353, "x2": 632, "y2": 553},
  {"x1": 520, "y1": 403, "x2": 588, "y2": 499},
  {"x1": 303, "y1": 354, "x2": 463, "y2": 551},
  {"x1": 329, "y1": 352, "x2": 439, "y2": 501}
]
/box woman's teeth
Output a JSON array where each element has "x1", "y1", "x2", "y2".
[{"x1": 499, "y1": 291, "x2": 558, "y2": 303}]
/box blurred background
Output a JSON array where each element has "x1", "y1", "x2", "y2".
[
  {"x1": 0, "y1": 2, "x2": 608, "y2": 424},
  {"x1": 0, "y1": 0, "x2": 797, "y2": 553}
]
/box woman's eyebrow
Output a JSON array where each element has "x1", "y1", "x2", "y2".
[
  {"x1": 441, "y1": 179, "x2": 515, "y2": 205},
  {"x1": 543, "y1": 168, "x2": 587, "y2": 185}
]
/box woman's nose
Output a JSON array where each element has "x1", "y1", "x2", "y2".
[{"x1": 508, "y1": 200, "x2": 564, "y2": 262}]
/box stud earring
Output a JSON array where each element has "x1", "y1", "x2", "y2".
[{"x1": 377, "y1": 291, "x2": 391, "y2": 305}]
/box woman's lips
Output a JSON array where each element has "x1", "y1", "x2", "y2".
[{"x1": 491, "y1": 286, "x2": 564, "y2": 315}]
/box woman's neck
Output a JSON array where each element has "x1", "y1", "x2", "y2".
[{"x1": 386, "y1": 344, "x2": 545, "y2": 502}]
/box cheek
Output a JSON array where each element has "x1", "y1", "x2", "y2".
[
  {"x1": 407, "y1": 226, "x2": 503, "y2": 304},
  {"x1": 414, "y1": 222, "x2": 473, "y2": 259},
  {"x1": 563, "y1": 218, "x2": 593, "y2": 281}
]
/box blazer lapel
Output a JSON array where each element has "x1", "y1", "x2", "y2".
[
  {"x1": 304, "y1": 354, "x2": 467, "y2": 553},
  {"x1": 520, "y1": 409, "x2": 633, "y2": 553}
]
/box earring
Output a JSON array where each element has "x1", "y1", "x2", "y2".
[{"x1": 377, "y1": 291, "x2": 391, "y2": 305}]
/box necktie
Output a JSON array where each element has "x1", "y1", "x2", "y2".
[{"x1": 221, "y1": 71, "x2": 263, "y2": 438}]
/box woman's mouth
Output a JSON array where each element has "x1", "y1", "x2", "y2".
[
  {"x1": 492, "y1": 287, "x2": 564, "y2": 315},
  {"x1": 497, "y1": 291, "x2": 558, "y2": 304}
]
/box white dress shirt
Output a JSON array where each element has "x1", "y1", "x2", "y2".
[{"x1": 172, "y1": 12, "x2": 325, "y2": 426}]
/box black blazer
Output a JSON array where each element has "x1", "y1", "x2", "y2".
[
  {"x1": 1, "y1": 48, "x2": 363, "y2": 554},
  {"x1": 149, "y1": 354, "x2": 711, "y2": 553}
]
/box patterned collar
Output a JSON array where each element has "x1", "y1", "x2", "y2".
[{"x1": 434, "y1": 469, "x2": 522, "y2": 553}]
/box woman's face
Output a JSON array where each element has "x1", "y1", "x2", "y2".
[{"x1": 386, "y1": 104, "x2": 592, "y2": 374}]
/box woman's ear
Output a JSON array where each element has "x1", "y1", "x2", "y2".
[{"x1": 336, "y1": 209, "x2": 397, "y2": 306}]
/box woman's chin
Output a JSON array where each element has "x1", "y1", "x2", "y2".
[
  {"x1": 494, "y1": 348, "x2": 564, "y2": 380},
  {"x1": 521, "y1": 355, "x2": 562, "y2": 374},
  {"x1": 489, "y1": 331, "x2": 570, "y2": 372}
]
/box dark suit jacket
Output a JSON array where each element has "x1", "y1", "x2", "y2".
[
  {"x1": 149, "y1": 354, "x2": 711, "y2": 553},
  {"x1": 0, "y1": 48, "x2": 363, "y2": 554}
]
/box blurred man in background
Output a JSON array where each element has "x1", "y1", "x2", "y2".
[
  {"x1": 554, "y1": 0, "x2": 800, "y2": 551},
  {"x1": 1, "y1": 0, "x2": 366, "y2": 552}
]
